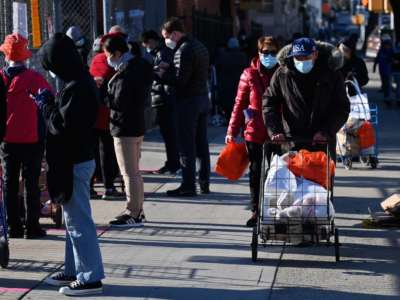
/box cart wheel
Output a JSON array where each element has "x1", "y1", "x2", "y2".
[
  {"x1": 369, "y1": 156, "x2": 378, "y2": 169},
  {"x1": 251, "y1": 228, "x2": 258, "y2": 262},
  {"x1": 334, "y1": 228, "x2": 340, "y2": 262},
  {"x1": 0, "y1": 238, "x2": 9, "y2": 268},
  {"x1": 53, "y1": 205, "x2": 63, "y2": 228}
]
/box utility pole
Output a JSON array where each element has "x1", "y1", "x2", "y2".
[{"x1": 103, "y1": 0, "x2": 111, "y2": 34}]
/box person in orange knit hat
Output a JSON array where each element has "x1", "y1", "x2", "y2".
[{"x1": 0, "y1": 33, "x2": 53, "y2": 239}]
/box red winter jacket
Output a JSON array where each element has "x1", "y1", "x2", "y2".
[
  {"x1": 227, "y1": 58, "x2": 276, "y2": 144},
  {"x1": 0, "y1": 68, "x2": 52, "y2": 144},
  {"x1": 89, "y1": 53, "x2": 115, "y2": 131}
]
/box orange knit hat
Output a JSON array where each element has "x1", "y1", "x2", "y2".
[{"x1": 0, "y1": 33, "x2": 32, "y2": 61}]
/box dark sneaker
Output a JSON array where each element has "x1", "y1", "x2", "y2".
[
  {"x1": 45, "y1": 272, "x2": 77, "y2": 287},
  {"x1": 90, "y1": 189, "x2": 101, "y2": 199},
  {"x1": 59, "y1": 280, "x2": 103, "y2": 296},
  {"x1": 154, "y1": 166, "x2": 180, "y2": 175},
  {"x1": 25, "y1": 227, "x2": 47, "y2": 239},
  {"x1": 246, "y1": 215, "x2": 257, "y2": 227},
  {"x1": 109, "y1": 214, "x2": 144, "y2": 227},
  {"x1": 102, "y1": 189, "x2": 126, "y2": 200},
  {"x1": 166, "y1": 187, "x2": 197, "y2": 197},
  {"x1": 8, "y1": 226, "x2": 24, "y2": 239},
  {"x1": 139, "y1": 210, "x2": 146, "y2": 223},
  {"x1": 200, "y1": 182, "x2": 210, "y2": 194},
  {"x1": 154, "y1": 166, "x2": 169, "y2": 174}
]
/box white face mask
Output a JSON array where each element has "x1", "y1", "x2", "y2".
[
  {"x1": 165, "y1": 38, "x2": 177, "y2": 50},
  {"x1": 107, "y1": 56, "x2": 120, "y2": 70},
  {"x1": 49, "y1": 71, "x2": 57, "y2": 79}
]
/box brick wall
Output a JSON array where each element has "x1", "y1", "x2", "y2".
[{"x1": 170, "y1": 0, "x2": 228, "y2": 31}]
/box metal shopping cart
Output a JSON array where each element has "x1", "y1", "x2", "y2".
[
  {"x1": 0, "y1": 178, "x2": 10, "y2": 268},
  {"x1": 251, "y1": 141, "x2": 340, "y2": 262},
  {"x1": 337, "y1": 78, "x2": 379, "y2": 170}
]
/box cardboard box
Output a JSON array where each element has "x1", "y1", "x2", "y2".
[{"x1": 381, "y1": 194, "x2": 400, "y2": 212}]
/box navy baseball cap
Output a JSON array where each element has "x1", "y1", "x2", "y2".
[{"x1": 289, "y1": 38, "x2": 317, "y2": 57}]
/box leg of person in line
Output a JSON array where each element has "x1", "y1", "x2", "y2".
[
  {"x1": 0, "y1": 144, "x2": 24, "y2": 237},
  {"x1": 111, "y1": 137, "x2": 143, "y2": 226},
  {"x1": 157, "y1": 105, "x2": 180, "y2": 174},
  {"x1": 22, "y1": 143, "x2": 45, "y2": 238},
  {"x1": 167, "y1": 99, "x2": 197, "y2": 196},
  {"x1": 131, "y1": 136, "x2": 144, "y2": 216},
  {"x1": 196, "y1": 96, "x2": 211, "y2": 194},
  {"x1": 90, "y1": 131, "x2": 101, "y2": 199},
  {"x1": 62, "y1": 160, "x2": 104, "y2": 287},
  {"x1": 99, "y1": 130, "x2": 122, "y2": 199},
  {"x1": 245, "y1": 141, "x2": 263, "y2": 227}
]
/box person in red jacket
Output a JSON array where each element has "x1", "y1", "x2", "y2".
[
  {"x1": 225, "y1": 36, "x2": 281, "y2": 227},
  {"x1": 89, "y1": 38, "x2": 124, "y2": 200},
  {"x1": 0, "y1": 33, "x2": 52, "y2": 238}
]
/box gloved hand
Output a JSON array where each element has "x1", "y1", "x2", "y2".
[
  {"x1": 271, "y1": 133, "x2": 286, "y2": 144},
  {"x1": 33, "y1": 88, "x2": 54, "y2": 110},
  {"x1": 225, "y1": 134, "x2": 236, "y2": 144}
]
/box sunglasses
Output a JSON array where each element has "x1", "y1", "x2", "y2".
[{"x1": 259, "y1": 50, "x2": 277, "y2": 55}]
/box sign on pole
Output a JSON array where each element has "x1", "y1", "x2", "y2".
[
  {"x1": 30, "y1": 0, "x2": 42, "y2": 48},
  {"x1": 12, "y1": 2, "x2": 28, "y2": 38}
]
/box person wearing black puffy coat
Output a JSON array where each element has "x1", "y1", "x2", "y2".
[{"x1": 161, "y1": 18, "x2": 211, "y2": 197}]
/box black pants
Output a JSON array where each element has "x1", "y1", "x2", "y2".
[
  {"x1": 155, "y1": 104, "x2": 180, "y2": 171},
  {"x1": 0, "y1": 143, "x2": 43, "y2": 230},
  {"x1": 97, "y1": 129, "x2": 119, "y2": 190},
  {"x1": 176, "y1": 95, "x2": 211, "y2": 190},
  {"x1": 246, "y1": 141, "x2": 280, "y2": 213}
]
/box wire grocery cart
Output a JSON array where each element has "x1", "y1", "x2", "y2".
[{"x1": 251, "y1": 141, "x2": 340, "y2": 262}]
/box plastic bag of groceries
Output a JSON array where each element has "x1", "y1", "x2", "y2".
[
  {"x1": 263, "y1": 154, "x2": 297, "y2": 219},
  {"x1": 292, "y1": 179, "x2": 335, "y2": 220}
]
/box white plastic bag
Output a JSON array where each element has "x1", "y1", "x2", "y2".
[
  {"x1": 263, "y1": 154, "x2": 297, "y2": 218},
  {"x1": 293, "y1": 179, "x2": 335, "y2": 219}
]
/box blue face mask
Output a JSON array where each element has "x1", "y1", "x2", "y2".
[
  {"x1": 294, "y1": 58, "x2": 314, "y2": 74},
  {"x1": 260, "y1": 54, "x2": 278, "y2": 69}
]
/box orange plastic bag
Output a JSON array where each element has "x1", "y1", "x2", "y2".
[
  {"x1": 358, "y1": 121, "x2": 376, "y2": 150},
  {"x1": 288, "y1": 150, "x2": 335, "y2": 189},
  {"x1": 215, "y1": 142, "x2": 249, "y2": 180}
]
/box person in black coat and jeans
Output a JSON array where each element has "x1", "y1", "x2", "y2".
[
  {"x1": 103, "y1": 34, "x2": 153, "y2": 227},
  {"x1": 142, "y1": 30, "x2": 180, "y2": 175},
  {"x1": 38, "y1": 33, "x2": 104, "y2": 296},
  {"x1": 263, "y1": 38, "x2": 350, "y2": 160},
  {"x1": 161, "y1": 18, "x2": 211, "y2": 196}
]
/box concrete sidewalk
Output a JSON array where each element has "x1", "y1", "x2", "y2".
[{"x1": 1, "y1": 66, "x2": 400, "y2": 300}]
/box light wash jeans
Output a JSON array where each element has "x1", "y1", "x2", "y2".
[{"x1": 63, "y1": 160, "x2": 104, "y2": 283}]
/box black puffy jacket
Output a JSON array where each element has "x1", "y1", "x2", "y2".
[
  {"x1": 151, "y1": 45, "x2": 176, "y2": 107},
  {"x1": 107, "y1": 55, "x2": 153, "y2": 137},
  {"x1": 163, "y1": 36, "x2": 209, "y2": 99},
  {"x1": 263, "y1": 42, "x2": 350, "y2": 157},
  {"x1": 39, "y1": 33, "x2": 99, "y2": 203}
]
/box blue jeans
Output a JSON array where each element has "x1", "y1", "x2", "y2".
[{"x1": 63, "y1": 160, "x2": 104, "y2": 283}]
